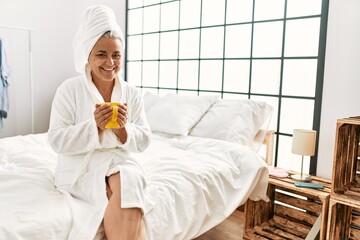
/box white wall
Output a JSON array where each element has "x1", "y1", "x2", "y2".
[
  {"x1": 0, "y1": 28, "x2": 32, "y2": 138},
  {"x1": 0, "y1": 0, "x2": 359, "y2": 178},
  {"x1": 0, "y1": 0, "x2": 126, "y2": 134},
  {"x1": 317, "y1": 0, "x2": 360, "y2": 179}
]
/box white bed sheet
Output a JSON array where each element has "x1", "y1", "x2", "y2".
[
  {"x1": 0, "y1": 133, "x2": 269, "y2": 240},
  {"x1": 0, "y1": 134, "x2": 71, "y2": 239}
]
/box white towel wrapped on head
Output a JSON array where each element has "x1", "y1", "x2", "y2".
[
  {"x1": 72, "y1": 5, "x2": 126, "y2": 104},
  {"x1": 73, "y1": 5, "x2": 125, "y2": 75}
]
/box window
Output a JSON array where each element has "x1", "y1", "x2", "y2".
[{"x1": 125, "y1": 0, "x2": 329, "y2": 175}]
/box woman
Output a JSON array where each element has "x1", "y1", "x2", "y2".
[{"x1": 48, "y1": 5, "x2": 151, "y2": 240}]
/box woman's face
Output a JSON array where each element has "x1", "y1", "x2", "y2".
[{"x1": 88, "y1": 37, "x2": 123, "y2": 83}]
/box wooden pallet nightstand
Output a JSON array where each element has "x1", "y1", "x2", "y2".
[
  {"x1": 243, "y1": 172, "x2": 331, "y2": 240},
  {"x1": 326, "y1": 116, "x2": 360, "y2": 239}
]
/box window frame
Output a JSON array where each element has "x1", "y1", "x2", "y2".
[{"x1": 125, "y1": 0, "x2": 329, "y2": 175}]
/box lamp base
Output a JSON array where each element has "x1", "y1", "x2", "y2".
[{"x1": 291, "y1": 174, "x2": 312, "y2": 182}]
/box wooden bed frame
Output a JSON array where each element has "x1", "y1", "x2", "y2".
[
  {"x1": 264, "y1": 130, "x2": 275, "y2": 165},
  {"x1": 261, "y1": 130, "x2": 275, "y2": 166}
]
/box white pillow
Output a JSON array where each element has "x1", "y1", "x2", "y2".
[
  {"x1": 143, "y1": 92, "x2": 161, "y2": 113},
  {"x1": 189, "y1": 99, "x2": 273, "y2": 149},
  {"x1": 146, "y1": 93, "x2": 219, "y2": 135}
]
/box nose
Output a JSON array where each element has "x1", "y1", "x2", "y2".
[{"x1": 106, "y1": 56, "x2": 115, "y2": 65}]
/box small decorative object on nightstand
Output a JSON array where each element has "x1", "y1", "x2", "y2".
[{"x1": 291, "y1": 129, "x2": 317, "y2": 182}]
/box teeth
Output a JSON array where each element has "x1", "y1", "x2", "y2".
[{"x1": 103, "y1": 67, "x2": 114, "y2": 71}]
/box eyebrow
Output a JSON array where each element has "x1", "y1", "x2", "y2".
[{"x1": 96, "y1": 50, "x2": 121, "y2": 54}]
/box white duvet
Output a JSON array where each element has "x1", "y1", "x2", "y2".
[{"x1": 0, "y1": 133, "x2": 268, "y2": 240}]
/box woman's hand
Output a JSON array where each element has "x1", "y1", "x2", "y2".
[
  {"x1": 94, "y1": 103, "x2": 114, "y2": 130},
  {"x1": 93, "y1": 103, "x2": 128, "y2": 143},
  {"x1": 116, "y1": 103, "x2": 128, "y2": 129},
  {"x1": 94, "y1": 103, "x2": 127, "y2": 130},
  {"x1": 113, "y1": 103, "x2": 128, "y2": 143}
]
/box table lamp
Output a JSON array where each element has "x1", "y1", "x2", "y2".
[{"x1": 291, "y1": 129, "x2": 317, "y2": 182}]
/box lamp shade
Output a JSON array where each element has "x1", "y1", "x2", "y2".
[{"x1": 291, "y1": 129, "x2": 317, "y2": 156}]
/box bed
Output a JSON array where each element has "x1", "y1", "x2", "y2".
[{"x1": 0, "y1": 93, "x2": 274, "y2": 240}]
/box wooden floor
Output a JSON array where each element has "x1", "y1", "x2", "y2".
[{"x1": 193, "y1": 210, "x2": 244, "y2": 240}]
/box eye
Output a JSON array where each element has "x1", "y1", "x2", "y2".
[
  {"x1": 113, "y1": 53, "x2": 121, "y2": 59},
  {"x1": 96, "y1": 52, "x2": 107, "y2": 58}
]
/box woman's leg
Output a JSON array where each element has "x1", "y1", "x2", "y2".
[{"x1": 104, "y1": 173, "x2": 145, "y2": 240}]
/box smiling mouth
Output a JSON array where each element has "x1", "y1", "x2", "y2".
[{"x1": 102, "y1": 67, "x2": 115, "y2": 71}]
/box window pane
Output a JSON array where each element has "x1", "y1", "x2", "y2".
[
  {"x1": 178, "y1": 60, "x2": 199, "y2": 90},
  {"x1": 222, "y1": 93, "x2": 248, "y2": 99},
  {"x1": 280, "y1": 98, "x2": 314, "y2": 134},
  {"x1": 127, "y1": 35, "x2": 142, "y2": 61},
  {"x1": 142, "y1": 61, "x2": 158, "y2": 87},
  {"x1": 202, "y1": 0, "x2": 225, "y2": 26},
  {"x1": 160, "y1": 31, "x2": 178, "y2": 59},
  {"x1": 285, "y1": 18, "x2": 320, "y2": 57},
  {"x1": 127, "y1": 9, "x2": 143, "y2": 35},
  {"x1": 159, "y1": 61, "x2": 177, "y2": 88},
  {"x1": 141, "y1": 88, "x2": 158, "y2": 96},
  {"x1": 282, "y1": 59, "x2": 317, "y2": 97},
  {"x1": 177, "y1": 90, "x2": 198, "y2": 96},
  {"x1": 200, "y1": 27, "x2": 224, "y2": 59},
  {"x1": 159, "y1": 89, "x2": 176, "y2": 96},
  {"x1": 180, "y1": 0, "x2": 201, "y2": 29},
  {"x1": 254, "y1": 0, "x2": 285, "y2": 21},
  {"x1": 161, "y1": 1, "x2": 179, "y2": 31},
  {"x1": 287, "y1": 0, "x2": 322, "y2": 18},
  {"x1": 223, "y1": 60, "x2": 250, "y2": 93},
  {"x1": 142, "y1": 33, "x2": 159, "y2": 60},
  {"x1": 143, "y1": 5, "x2": 160, "y2": 33},
  {"x1": 199, "y1": 91, "x2": 220, "y2": 96},
  {"x1": 226, "y1": 0, "x2": 253, "y2": 23},
  {"x1": 225, "y1": 24, "x2": 252, "y2": 58},
  {"x1": 179, "y1": 29, "x2": 200, "y2": 59},
  {"x1": 251, "y1": 60, "x2": 281, "y2": 94},
  {"x1": 126, "y1": 62, "x2": 142, "y2": 86},
  {"x1": 128, "y1": 0, "x2": 143, "y2": 9},
  {"x1": 143, "y1": 0, "x2": 159, "y2": 6},
  {"x1": 253, "y1": 21, "x2": 283, "y2": 57},
  {"x1": 277, "y1": 135, "x2": 311, "y2": 174},
  {"x1": 199, "y1": 60, "x2": 223, "y2": 91}
]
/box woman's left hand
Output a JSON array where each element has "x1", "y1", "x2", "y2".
[
  {"x1": 116, "y1": 103, "x2": 127, "y2": 129},
  {"x1": 112, "y1": 103, "x2": 128, "y2": 143}
]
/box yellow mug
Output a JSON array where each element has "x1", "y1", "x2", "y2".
[{"x1": 102, "y1": 102, "x2": 120, "y2": 129}]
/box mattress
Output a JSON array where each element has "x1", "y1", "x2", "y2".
[{"x1": 0, "y1": 133, "x2": 269, "y2": 240}]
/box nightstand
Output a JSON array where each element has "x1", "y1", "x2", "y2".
[
  {"x1": 326, "y1": 117, "x2": 360, "y2": 239},
  {"x1": 243, "y1": 171, "x2": 331, "y2": 240}
]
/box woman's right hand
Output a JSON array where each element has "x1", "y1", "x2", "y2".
[{"x1": 94, "y1": 103, "x2": 114, "y2": 130}]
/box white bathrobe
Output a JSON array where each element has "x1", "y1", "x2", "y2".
[
  {"x1": 48, "y1": 71, "x2": 151, "y2": 239},
  {"x1": 47, "y1": 5, "x2": 151, "y2": 239}
]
